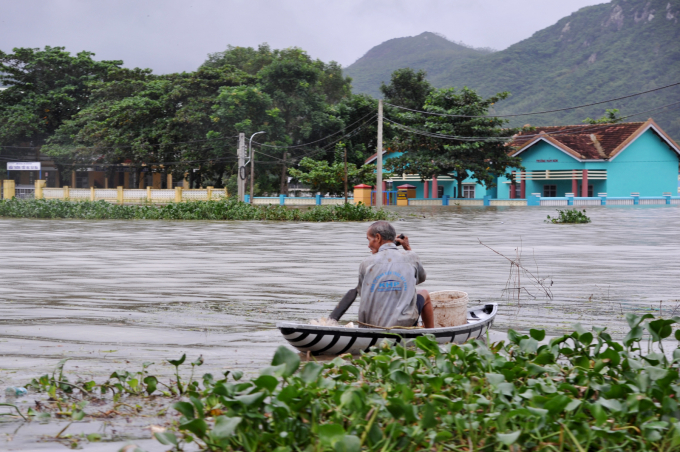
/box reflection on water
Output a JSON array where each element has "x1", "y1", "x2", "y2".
[{"x1": 1, "y1": 205, "x2": 680, "y2": 448}]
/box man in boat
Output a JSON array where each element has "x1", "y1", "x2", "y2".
[{"x1": 330, "y1": 221, "x2": 434, "y2": 328}]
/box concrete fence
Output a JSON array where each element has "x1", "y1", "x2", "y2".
[
  {"x1": 0, "y1": 180, "x2": 228, "y2": 203},
  {"x1": 246, "y1": 194, "x2": 353, "y2": 206},
  {"x1": 401, "y1": 193, "x2": 680, "y2": 207},
  {"x1": 4, "y1": 180, "x2": 680, "y2": 209}
]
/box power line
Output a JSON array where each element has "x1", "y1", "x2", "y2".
[
  {"x1": 252, "y1": 114, "x2": 378, "y2": 163},
  {"x1": 384, "y1": 82, "x2": 680, "y2": 118},
  {"x1": 252, "y1": 111, "x2": 377, "y2": 149},
  {"x1": 0, "y1": 135, "x2": 241, "y2": 151},
  {"x1": 383, "y1": 99, "x2": 680, "y2": 142}
]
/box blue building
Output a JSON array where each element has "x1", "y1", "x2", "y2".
[{"x1": 367, "y1": 118, "x2": 680, "y2": 199}]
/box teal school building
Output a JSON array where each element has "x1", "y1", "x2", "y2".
[{"x1": 367, "y1": 119, "x2": 680, "y2": 199}]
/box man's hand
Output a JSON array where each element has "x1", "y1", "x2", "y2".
[{"x1": 396, "y1": 235, "x2": 411, "y2": 251}]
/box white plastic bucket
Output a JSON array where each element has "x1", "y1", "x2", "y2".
[{"x1": 430, "y1": 290, "x2": 468, "y2": 327}]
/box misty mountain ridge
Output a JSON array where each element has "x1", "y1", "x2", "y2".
[
  {"x1": 344, "y1": 0, "x2": 680, "y2": 139},
  {"x1": 344, "y1": 32, "x2": 494, "y2": 98}
]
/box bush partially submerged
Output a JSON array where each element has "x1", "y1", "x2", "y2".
[
  {"x1": 0, "y1": 198, "x2": 390, "y2": 222},
  {"x1": 546, "y1": 208, "x2": 591, "y2": 224}
]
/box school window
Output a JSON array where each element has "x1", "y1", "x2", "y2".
[
  {"x1": 514, "y1": 185, "x2": 521, "y2": 198},
  {"x1": 578, "y1": 185, "x2": 594, "y2": 197},
  {"x1": 463, "y1": 185, "x2": 475, "y2": 198},
  {"x1": 543, "y1": 185, "x2": 557, "y2": 197},
  {"x1": 76, "y1": 172, "x2": 89, "y2": 188}
]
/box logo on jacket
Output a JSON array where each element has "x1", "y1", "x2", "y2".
[
  {"x1": 370, "y1": 271, "x2": 408, "y2": 293},
  {"x1": 376, "y1": 279, "x2": 403, "y2": 292}
]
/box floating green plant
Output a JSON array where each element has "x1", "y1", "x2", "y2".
[
  {"x1": 0, "y1": 198, "x2": 390, "y2": 222},
  {"x1": 546, "y1": 208, "x2": 591, "y2": 224},
  {"x1": 15, "y1": 313, "x2": 680, "y2": 451}
]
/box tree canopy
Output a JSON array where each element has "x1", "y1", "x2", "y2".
[
  {"x1": 0, "y1": 46, "x2": 145, "y2": 146},
  {"x1": 33, "y1": 44, "x2": 364, "y2": 190},
  {"x1": 1, "y1": 45, "x2": 523, "y2": 198},
  {"x1": 381, "y1": 69, "x2": 525, "y2": 197}
]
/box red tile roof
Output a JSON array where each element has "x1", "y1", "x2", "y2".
[
  {"x1": 363, "y1": 119, "x2": 679, "y2": 164},
  {"x1": 510, "y1": 118, "x2": 679, "y2": 160},
  {"x1": 364, "y1": 150, "x2": 386, "y2": 165}
]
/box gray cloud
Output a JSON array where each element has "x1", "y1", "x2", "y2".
[{"x1": 0, "y1": 0, "x2": 605, "y2": 73}]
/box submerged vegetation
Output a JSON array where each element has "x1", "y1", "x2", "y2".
[
  {"x1": 546, "y1": 208, "x2": 591, "y2": 224},
  {"x1": 7, "y1": 314, "x2": 680, "y2": 451},
  {"x1": 0, "y1": 198, "x2": 390, "y2": 222}
]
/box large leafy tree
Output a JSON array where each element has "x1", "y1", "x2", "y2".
[
  {"x1": 0, "y1": 47, "x2": 146, "y2": 181},
  {"x1": 0, "y1": 46, "x2": 140, "y2": 145},
  {"x1": 384, "y1": 85, "x2": 525, "y2": 198},
  {"x1": 380, "y1": 68, "x2": 434, "y2": 111},
  {"x1": 44, "y1": 66, "x2": 249, "y2": 187},
  {"x1": 210, "y1": 46, "x2": 354, "y2": 194}
]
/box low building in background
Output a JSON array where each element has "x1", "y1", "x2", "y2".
[{"x1": 367, "y1": 118, "x2": 680, "y2": 199}]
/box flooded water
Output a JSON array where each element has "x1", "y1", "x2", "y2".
[{"x1": 2, "y1": 205, "x2": 680, "y2": 450}]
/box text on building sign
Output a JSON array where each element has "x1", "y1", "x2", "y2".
[
  {"x1": 536, "y1": 159, "x2": 558, "y2": 163},
  {"x1": 7, "y1": 162, "x2": 41, "y2": 171}
]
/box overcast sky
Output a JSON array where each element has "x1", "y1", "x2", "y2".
[{"x1": 0, "y1": 0, "x2": 606, "y2": 73}]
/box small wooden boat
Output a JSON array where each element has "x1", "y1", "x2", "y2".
[{"x1": 277, "y1": 303, "x2": 498, "y2": 356}]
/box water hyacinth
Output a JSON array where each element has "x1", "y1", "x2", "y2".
[
  {"x1": 146, "y1": 313, "x2": 680, "y2": 451},
  {"x1": 17, "y1": 314, "x2": 680, "y2": 450},
  {"x1": 0, "y1": 198, "x2": 390, "y2": 222}
]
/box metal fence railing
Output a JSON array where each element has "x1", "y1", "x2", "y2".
[{"x1": 15, "y1": 185, "x2": 35, "y2": 199}]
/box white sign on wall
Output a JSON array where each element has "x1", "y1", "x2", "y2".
[{"x1": 7, "y1": 162, "x2": 41, "y2": 171}]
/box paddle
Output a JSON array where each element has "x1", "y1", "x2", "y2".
[
  {"x1": 329, "y1": 289, "x2": 357, "y2": 321},
  {"x1": 329, "y1": 234, "x2": 406, "y2": 321}
]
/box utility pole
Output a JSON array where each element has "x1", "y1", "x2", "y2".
[
  {"x1": 376, "y1": 99, "x2": 383, "y2": 208},
  {"x1": 280, "y1": 151, "x2": 287, "y2": 195},
  {"x1": 249, "y1": 146, "x2": 255, "y2": 204},
  {"x1": 344, "y1": 146, "x2": 348, "y2": 204},
  {"x1": 237, "y1": 133, "x2": 245, "y2": 202},
  {"x1": 248, "y1": 131, "x2": 265, "y2": 204}
]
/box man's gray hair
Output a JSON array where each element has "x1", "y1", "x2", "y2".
[{"x1": 368, "y1": 221, "x2": 396, "y2": 241}]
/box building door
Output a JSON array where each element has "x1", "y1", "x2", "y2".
[
  {"x1": 437, "y1": 186, "x2": 444, "y2": 198},
  {"x1": 543, "y1": 185, "x2": 557, "y2": 197}
]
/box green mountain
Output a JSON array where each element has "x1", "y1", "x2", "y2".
[
  {"x1": 344, "y1": 32, "x2": 493, "y2": 98},
  {"x1": 345, "y1": 0, "x2": 680, "y2": 139}
]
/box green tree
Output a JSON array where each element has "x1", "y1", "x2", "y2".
[
  {"x1": 384, "y1": 86, "x2": 525, "y2": 198},
  {"x1": 380, "y1": 68, "x2": 434, "y2": 110},
  {"x1": 0, "y1": 46, "x2": 147, "y2": 183},
  {"x1": 582, "y1": 108, "x2": 622, "y2": 124},
  {"x1": 288, "y1": 152, "x2": 381, "y2": 197},
  {"x1": 209, "y1": 45, "x2": 353, "y2": 194},
  {"x1": 0, "y1": 46, "x2": 141, "y2": 145},
  {"x1": 44, "y1": 66, "x2": 249, "y2": 187}
]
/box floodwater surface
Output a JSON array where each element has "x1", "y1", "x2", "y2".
[{"x1": 1, "y1": 205, "x2": 680, "y2": 450}]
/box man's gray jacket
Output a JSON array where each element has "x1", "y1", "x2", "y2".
[{"x1": 356, "y1": 243, "x2": 426, "y2": 327}]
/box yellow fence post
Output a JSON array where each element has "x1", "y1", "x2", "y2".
[
  {"x1": 224, "y1": 187, "x2": 228, "y2": 198},
  {"x1": 35, "y1": 180, "x2": 46, "y2": 199},
  {"x1": 63, "y1": 185, "x2": 69, "y2": 200},
  {"x1": 117, "y1": 186, "x2": 123, "y2": 204},
  {"x1": 3, "y1": 180, "x2": 15, "y2": 199},
  {"x1": 146, "y1": 186, "x2": 151, "y2": 203},
  {"x1": 90, "y1": 186, "x2": 95, "y2": 201},
  {"x1": 207, "y1": 186, "x2": 213, "y2": 201},
  {"x1": 175, "y1": 186, "x2": 182, "y2": 203}
]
